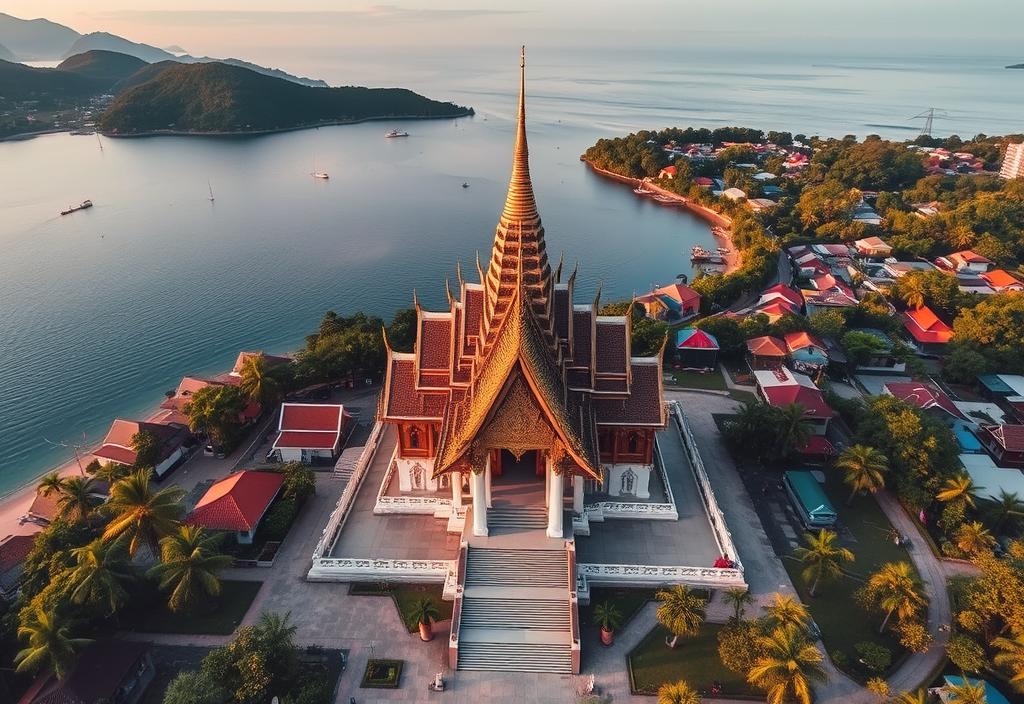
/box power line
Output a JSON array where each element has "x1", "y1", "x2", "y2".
[{"x1": 910, "y1": 108, "x2": 949, "y2": 138}]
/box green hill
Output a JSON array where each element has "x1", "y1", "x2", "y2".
[
  {"x1": 98, "y1": 61, "x2": 472, "y2": 134},
  {"x1": 57, "y1": 50, "x2": 146, "y2": 88},
  {"x1": 0, "y1": 58, "x2": 100, "y2": 101},
  {"x1": 110, "y1": 60, "x2": 175, "y2": 94}
]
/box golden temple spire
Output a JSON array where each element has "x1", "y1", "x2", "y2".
[{"x1": 499, "y1": 45, "x2": 538, "y2": 224}]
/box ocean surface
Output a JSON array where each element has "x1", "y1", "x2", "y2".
[{"x1": 1, "y1": 46, "x2": 1021, "y2": 495}]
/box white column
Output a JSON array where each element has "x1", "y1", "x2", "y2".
[
  {"x1": 471, "y1": 465, "x2": 488, "y2": 537},
  {"x1": 573, "y1": 474, "x2": 584, "y2": 514},
  {"x1": 451, "y1": 471, "x2": 463, "y2": 509},
  {"x1": 484, "y1": 461, "x2": 493, "y2": 508},
  {"x1": 546, "y1": 460, "x2": 564, "y2": 539}
]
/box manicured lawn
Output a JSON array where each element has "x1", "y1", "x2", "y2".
[
  {"x1": 350, "y1": 583, "x2": 452, "y2": 633},
  {"x1": 628, "y1": 623, "x2": 758, "y2": 697},
  {"x1": 728, "y1": 389, "x2": 758, "y2": 404},
  {"x1": 670, "y1": 368, "x2": 727, "y2": 391},
  {"x1": 782, "y1": 471, "x2": 915, "y2": 681},
  {"x1": 131, "y1": 580, "x2": 263, "y2": 635},
  {"x1": 581, "y1": 587, "x2": 657, "y2": 632}
]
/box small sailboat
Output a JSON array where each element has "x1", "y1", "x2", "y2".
[
  {"x1": 385, "y1": 129, "x2": 409, "y2": 138},
  {"x1": 96, "y1": 134, "x2": 103, "y2": 152},
  {"x1": 311, "y1": 157, "x2": 329, "y2": 180},
  {"x1": 61, "y1": 200, "x2": 93, "y2": 216},
  {"x1": 207, "y1": 180, "x2": 215, "y2": 202}
]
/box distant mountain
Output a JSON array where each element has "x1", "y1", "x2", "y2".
[
  {"x1": 0, "y1": 12, "x2": 79, "y2": 60},
  {"x1": 0, "y1": 58, "x2": 101, "y2": 101},
  {"x1": 0, "y1": 42, "x2": 14, "y2": 61},
  {"x1": 186, "y1": 57, "x2": 328, "y2": 88},
  {"x1": 162, "y1": 45, "x2": 187, "y2": 55},
  {"x1": 57, "y1": 50, "x2": 146, "y2": 87},
  {"x1": 98, "y1": 61, "x2": 472, "y2": 134},
  {"x1": 63, "y1": 32, "x2": 177, "y2": 64}
]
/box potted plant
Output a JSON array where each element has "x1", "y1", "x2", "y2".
[
  {"x1": 410, "y1": 597, "x2": 441, "y2": 642},
  {"x1": 592, "y1": 601, "x2": 622, "y2": 646}
]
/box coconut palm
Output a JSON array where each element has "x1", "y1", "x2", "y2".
[
  {"x1": 56, "y1": 476, "x2": 101, "y2": 522},
  {"x1": 593, "y1": 601, "x2": 623, "y2": 631},
  {"x1": 37, "y1": 471, "x2": 65, "y2": 497},
  {"x1": 793, "y1": 529, "x2": 854, "y2": 597},
  {"x1": 895, "y1": 276, "x2": 927, "y2": 310},
  {"x1": 15, "y1": 608, "x2": 93, "y2": 679},
  {"x1": 835, "y1": 444, "x2": 887, "y2": 505},
  {"x1": 944, "y1": 678, "x2": 987, "y2": 704},
  {"x1": 68, "y1": 537, "x2": 133, "y2": 615},
  {"x1": 256, "y1": 611, "x2": 298, "y2": 653},
  {"x1": 764, "y1": 593, "x2": 811, "y2": 631},
  {"x1": 863, "y1": 561, "x2": 926, "y2": 632},
  {"x1": 775, "y1": 403, "x2": 811, "y2": 460},
  {"x1": 147, "y1": 525, "x2": 233, "y2": 613},
  {"x1": 239, "y1": 352, "x2": 282, "y2": 406},
  {"x1": 723, "y1": 587, "x2": 754, "y2": 623},
  {"x1": 984, "y1": 490, "x2": 1024, "y2": 533},
  {"x1": 747, "y1": 624, "x2": 826, "y2": 704},
  {"x1": 955, "y1": 521, "x2": 996, "y2": 556},
  {"x1": 91, "y1": 461, "x2": 132, "y2": 484},
  {"x1": 992, "y1": 632, "x2": 1024, "y2": 692},
  {"x1": 892, "y1": 688, "x2": 928, "y2": 704},
  {"x1": 102, "y1": 469, "x2": 185, "y2": 557},
  {"x1": 409, "y1": 597, "x2": 442, "y2": 641},
  {"x1": 657, "y1": 679, "x2": 701, "y2": 704},
  {"x1": 937, "y1": 473, "x2": 980, "y2": 511},
  {"x1": 656, "y1": 585, "x2": 706, "y2": 649}
]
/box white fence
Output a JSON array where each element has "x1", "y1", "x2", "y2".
[
  {"x1": 307, "y1": 557, "x2": 454, "y2": 583},
  {"x1": 577, "y1": 562, "x2": 745, "y2": 589}
]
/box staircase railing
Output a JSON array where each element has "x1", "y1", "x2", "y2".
[
  {"x1": 566, "y1": 541, "x2": 581, "y2": 674},
  {"x1": 448, "y1": 541, "x2": 468, "y2": 669}
]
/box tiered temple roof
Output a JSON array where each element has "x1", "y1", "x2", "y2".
[{"x1": 378, "y1": 48, "x2": 666, "y2": 482}]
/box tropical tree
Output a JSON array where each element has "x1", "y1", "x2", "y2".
[
  {"x1": 834, "y1": 444, "x2": 887, "y2": 505},
  {"x1": 764, "y1": 593, "x2": 811, "y2": 631},
  {"x1": 15, "y1": 608, "x2": 93, "y2": 679},
  {"x1": 724, "y1": 401, "x2": 779, "y2": 462},
  {"x1": 147, "y1": 525, "x2": 233, "y2": 613},
  {"x1": 593, "y1": 600, "x2": 623, "y2": 632},
  {"x1": 408, "y1": 597, "x2": 442, "y2": 641},
  {"x1": 793, "y1": 529, "x2": 854, "y2": 596},
  {"x1": 55, "y1": 476, "x2": 101, "y2": 522},
  {"x1": 723, "y1": 587, "x2": 754, "y2": 623},
  {"x1": 892, "y1": 689, "x2": 928, "y2": 704},
  {"x1": 37, "y1": 471, "x2": 66, "y2": 497},
  {"x1": 860, "y1": 561, "x2": 926, "y2": 632},
  {"x1": 90, "y1": 461, "x2": 131, "y2": 484},
  {"x1": 866, "y1": 677, "x2": 890, "y2": 701},
  {"x1": 102, "y1": 469, "x2": 185, "y2": 557},
  {"x1": 130, "y1": 430, "x2": 161, "y2": 470},
  {"x1": 747, "y1": 624, "x2": 826, "y2": 704},
  {"x1": 955, "y1": 521, "x2": 996, "y2": 557},
  {"x1": 774, "y1": 403, "x2": 810, "y2": 460},
  {"x1": 992, "y1": 631, "x2": 1024, "y2": 692},
  {"x1": 279, "y1": 462, "x2": 316, "y2": 502},
  {"x1": 985, "y1": 490, "x2": 1024, "y2": 533},
  {"x1": 657, "y1": 679, "x2": 701, "y2": 704},
  {"x1": 937, "y1": 473, "x2": 980, "y2": 512},
  {"x1": 67, "y1": 536, "x2": 132, "y2": 615},
  {"x1": 943, "y1": 678, "x2": 987, "y2": 704},
  {"x1": 183, "y1": 384, "x2": 247, "y2": 449},
  {"x1": 894, "y1": 275, "x2": 927, "y2": 309},
  {"x1": 239, "y1": 352, "x2": 282, "y2": 406},
  {"x1": 656, "y1": 585, "x2": 706, "y2": 649}
]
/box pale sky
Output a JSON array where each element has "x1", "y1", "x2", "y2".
[{"x1": 7, "y1": 0, "x2": 1024, "y2": 58}]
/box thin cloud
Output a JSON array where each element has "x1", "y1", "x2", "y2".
[{"x1": 86, "y1": 6, "x2": 528, "y2": 27}]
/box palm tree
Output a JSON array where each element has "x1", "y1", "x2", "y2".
[
  {"x1": 944, "y1": 678, "x2": 987, "y2": 704},
  {"x1": 992, "y1": 632, "x2": 1024, "y2": 692},
  {"x1": 835, "y1": 445, "x2": 887, "y2": 505},
  {"x1": 793, "y1": 529, "x2": 854, "y2": 597},
  {"x1": 15, "y1": 608, "x2": 93, "y2": 679},
  {"x1": 37, "y1": 471, "x2": 65, "y2": 497},
  {"x1": 937, "y1": 473, "x2": 980, "y2": 511},
  {"x1": 864, "y1": 561, "x2": 926, "y2": 633},
  {"x1": 256, "y1": 611, "x2": 297, "y2": 652},
  {"x1": 239, "y1": 353, "x2": 282, "y2": 406},
  {"x1": 892, "y1": 688, "x2": 928, "y2": 704},
  {"x1": 68, "y1": 537, "x2": 133, "y2": 615},
  {"x1": 985, "y1": 490, "x2": 1024, "y2": 533},
  {"x1": 147, "y1": 525, "x2": 232, "y2": 613},
  {"x1": 656, "y1": 585, "x2": 706, "y2": 649},
  {"x1": 409, "y1": 597, "x2": 442, "y2": 641},
  {"x1": 747, "y1": 624, "x2": 826, "y2": 704},
  {"x1": 898, "y1": 281, "x2": 927, "y2": 310},
  {"x1": 723, "y1": 587, "x2": 754, "y2": 623},
  {"x1": 955, "y1": 521, "x2": 996, "y2": 556},
  {"x1": 775, "y1": 403, "x2": 810, "y2": 459},
  {"x1": 657, "y1": 679, "x2": 701, "y2": 704},
  {"x1": 764, "y1": 593, "x2": 810, "y2": 631},
  {"x1": 91, "y1": 461, "x2": 132, "y2": 484},
  {"x1": 56, "y1": 476, "x2": 101, "y2": 522},
  {"x1": 102, "y1": 469, "x2": 185, "y2": 558}
]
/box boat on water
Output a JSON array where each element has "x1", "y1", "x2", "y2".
[
  {"x1": 462, "y1": 182, "x2": 470, "y2": 188},
  {"x1": 385, "y1": 129, "x2": 409, "y2": 138},
  {"x1": 711, "y1": 226, "x2": 728, "y2": 236},
  {"x1": 60, "y1": 200, "x2": 92, "y2": 216},
  {"x1": 716, "y1": 247, "x2": 731, "y2": 254},
  {"x1": 208, "y1": 180, "x2": 215, "y2": 202},
  {"x1": 633, "y1": 187, "x2": 652, "y2": 195},
  {"x1": 690, "y1": 246, "x2": 725, "y2": 264},
  {"x1": 312, "y1": 171, "x2": 329, "y2": 180}
]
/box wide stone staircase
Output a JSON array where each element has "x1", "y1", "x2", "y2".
[{"x1": 452, "y1": 507, "x2": 579, "y2": 674}]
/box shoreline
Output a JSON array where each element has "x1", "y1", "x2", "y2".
[
  {"x1": 0, "y1": 110, "x2": 474, "y2": 143},
  {"x1": 582, "y1": 160, "x2": 741, "y2": 274}
]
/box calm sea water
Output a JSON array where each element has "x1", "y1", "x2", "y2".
[{"x1": 1, "y1": 46, "x2": 1021, "y2": 494}]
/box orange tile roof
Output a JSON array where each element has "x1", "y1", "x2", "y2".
[
  {"x1": 783, "y1": 331, "x2": 825, "y2": 352},
  {"x1": 746, "y1": 336, "x2": 788, "y2": 357},
  {"x1": 902, "y1": 306, "x2": 953, "y2": 344},
  {"x1": 981, "y1": 269, "x2": 1023, "y2": 289}
]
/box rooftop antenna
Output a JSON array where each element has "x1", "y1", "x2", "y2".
[{"x1": 910, "y1": 108, "x2": 948, "y2": 138}]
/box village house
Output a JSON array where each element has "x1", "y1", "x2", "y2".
[
  {"x1": 854, "y1": 236, "x2": 893, "y2": 258},
  {"x1": 155, "y1": 375, "x2": 262, "y2": 427},
  {"x1": 784, "y1": 331, "x2": 829, "y2": 372},
  {"x1": 976, "y1": 374, "x2": 1024, "y2": 423},
  {"x1": 0, "y1": 533, "x2": 36, "y2": 599},
  {"x1": 747, "y1": 197, "x2": 777, "y2": 212},
  {"x1": 902, "y1": 306, "x2": 954, "y2": 356},
  {"x1": 92, "y1": 419, "x2": 190, "y2": 478},
  {"x1": 657, "y1": 165, "x2": 678, "y2": 179},
  {"x1": 852, "y1": 201, "x2": 883, "y2": 226},
  {"x1": 754, "y1": 367, "x2": 834, "y2": 435},
  {"x1": 883, "y1": 382, "x2": 967, "y2": 424},
  {"x1": 674, "y1": 327, "x2": 719, "y2": 369},
  {"x1": 225, "y1": 350, "x2": 293, "y2": 379},
  {"x1": 186, "y1": 470, "x2": 285, "y2": 543},
  {"x1": 270, "y1": 403, "x2": 350, "y2": 465},
  {"x1": 981, "y1": 269, "x2": 1024, "y2": 292},
  {"x1": 636, "y1": 282, "x2": 701, "y2": 321},
  {"x1": 978, "y1": 424, "x2": 1024, "y2": 469},
  {"x1": 845, "y1": 328, "x2": 907, "y2": 374},
  {"x1": 720, "y1": 187, "x2": 746, "y2": 201},
  {"x1": 18, "y1": 640, "x2": 154, "y2": 704},
  {"x1": 936, "y1": 250, "x2": 995, "y2": 274},
  {"x1": 746, "y1": 335, "x2": 788, "y2": 370}
]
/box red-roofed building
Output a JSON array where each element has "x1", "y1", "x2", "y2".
[
  {"x1": 937, "y1": 250, "x2": 994, "y2": 274},
  {"x1": 0, "y1": 533, "x2": 37, "y2": 598},
  {"x1": 272, "y1": 403, "x2": 350, "y2": 464},
  {"x1": 18, "y1": 640, "x2": 154, "y2": 704},
  {"x1": 854, "y1": 236, "x2": 893, "y2": 258},
  {"x1": 636, "y1": 282, "x2": 701, "y2": 321},
  {"x1": 156, "y1": 376, "x2": 261, "y2": 427},
  {"x1": 92, "y1": 420, "x2": 190, "y2": 478},
  {"x1": 753, "y1": 300, "x2": 800, "y2": 323},
  {"x1": 658, "y1": 166, "x2": 678, "y2": 179},
  {"x1": 883, "y1": 382, "x2": 967, "y2": 422},
  {"x1": 981, "y1": 269, "x2": 1024, "y2": 292},
  {"x1": 754, "y1": 367, "x2": 833, "y2": 434},
  {"x1": 186, "y1": 470, "x2": 284, "y2": 542},
  {"x1": 229, "y1": 351, "x2": 293, "y2": 378},
  {"x1": 902, "y1": 306, "x2": 953, "y2": 355},
  {"x1": 796, "y1": 435, "x2": 835, "y2": 461},
  {"x1": 978, "y1": 425, "x2": 1024, "y2": 468},
  {"x1": 746, "y1": 336, "x2": 788, "y2": 370},
  {"x1": 694, "y1": 176, "x2": 714, "y2": 187},
  {"x1": 759, "y1": 283, "x2": 803, "y2": 309}
]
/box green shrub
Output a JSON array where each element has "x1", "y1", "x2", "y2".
[
  {"x1": 260, "y1": 499, "x2": 298, "y2": 541},
  {"x1": 947, "y1": 634, "x2": 986, "y2": 672},
  {"x1": 163, "y1": 671, "x2": 227, "y2": 704},
  {"x1": 854, "y1": 641, "x2": 891, "y2": 673}
]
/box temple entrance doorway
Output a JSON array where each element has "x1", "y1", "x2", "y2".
[{"x1": 491, "y1": 449, "x2": 545, "y2": 507}]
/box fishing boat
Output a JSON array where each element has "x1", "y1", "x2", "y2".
[
  {"x1": 711, "y1": 226, "x2": 728, "y2": 236},
  {"x1": 385, "y1": 129, "x2": 409, "y2": 138},
  {"x1": 716, "y1": 247, "x2": 731, "y2": 254},
  {"x1": 462, "y1": 182, "x2": 470, "y2": 188},
  {"x1": 633, "y1": 187, "x2": 652, "y2": 195},
  {"x1": 312, "y1": 171, "x2": 329, "y2": 180},
  {"x1": 61, "y1": 200, "x2": 92, "y2": 216}
]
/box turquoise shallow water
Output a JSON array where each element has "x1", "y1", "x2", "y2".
[{"x1": 1, "y1": 45, "x2": 1021, "y2": 494}]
